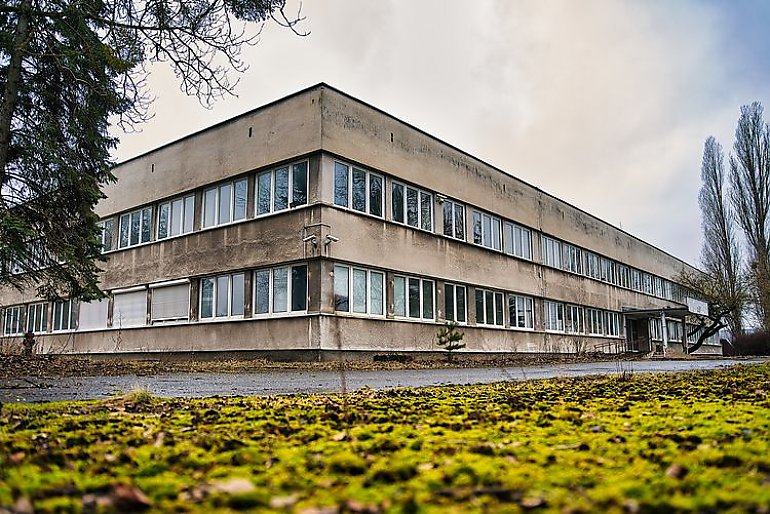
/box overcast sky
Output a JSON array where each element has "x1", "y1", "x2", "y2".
[{"x1": 112, "y1": 0, "x2": 770, "y2": 266}]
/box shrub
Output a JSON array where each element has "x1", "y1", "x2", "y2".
[{"x1": 728, "y1": 331, "x2": 770, "y2": 356}]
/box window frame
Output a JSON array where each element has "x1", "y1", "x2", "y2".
[
  {"x1": 393, "y1": 274, "x2": 435, "y2": 321},
  {"x1": 508, "y1": 294, "x2": 534, "y2": 330},
  {"x1": 201, "y1": 178, "x2": 248, "y2": 229},
  {"x1": 157, "y1": 194, "x2": 196, "y2": 240},
  {"x1": 118, "y1": 207, "x2": 153, "y2": 249},
  {"x1": 199, "y1": 272, "x2": 245, "y2": 320},
  {"x1": 606, "y1": 311, "x2": 621, "y2": 338},
  {"x1": 3, "y1": 305, "x2": 24, "y2": 336},
  {"x1": 97, "y1": 219, "x2": 114, "y2": 252},
  {"x1": 255, "y1": 160, "x2": 310, "y2": 217},
  {"x1": 472, "y1": 210, "x2": 502, "y2": 251},
  {"x1": 444, "y1": 283, "x2": 467, "y2": 324},
  {"x1": 52, "y1": 299, "x2": 77, "y2": 332},
  {"x1": 254, "y1": 264, "x2": 310, "y2": 316},
  {"x1": 334, "y1": 161, "x2": 385, "y2": 218},
  {"x1": 441, "y1": 199, "x2": 466, "y2": 241},
  {"x1": 543, "y1": 300, "x2": 565, "y2": 332},
  {"x1": 565, "y1": 304, "x2": 584, "y2": 334},
  {"x1": 392, "y1": 180, "x2": 433, "y2": 231},
  {"x1": 541, "y1": 235, "x2": 562, "y2": 269},
  {"x1": 586, "y1": 308, "x2": 605, "y2": 336},
  {"x1": 26, "y1": 302, "x2": 48, "y2": 333},
  {"x1": 475, "y1": 288, "x2": 505, "y2": 327}
]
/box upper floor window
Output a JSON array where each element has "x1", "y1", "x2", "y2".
[
  {"x1": 562, "y1": 243, "x2": 582, "y2": 274},
  {"x1": 541, "y1": 236, "x2": 562, "y2": 268},
  {"x1": 52, "y1": 299, "x2": 77, "y2": 332},
  {"x1": 392, "y1": 182, "x2": 432, "y2": 230},
  {"x1": 255, "y1": 264, "x2": 309, "y2": 315},
  {"x1": 476, "y1": 288, "x2": 504, "y2": 326},
  {"x1": 444, "y1": 283, "x2": 467, "y2": 323},
  {"x1": 508, "y1": 294, "x2": 534, "y2": 329},
  {"x1": 565, "y1": 304, "x2": 584, "y2": 334},
  {"x1": 3, "y1": 305, "x2": 23, "y2": 336},
  {"x1": 441, "y1": 200, "x2": 465, "y2": 240},
  {"x1": 631, "y1": 269, "x2": 642, "y2": 291},
  {"x1": 504, "y1": 223, "x2": 532, "y2": 260},
  {"x1": 119, "y1": 207, "x2": 152, "y2": 249},
  {"x1": 544, "y1": 300, "x2": 564, "y2": 332},
  {"x1": 617, "y1": 264, "x2": 631, "y2": 289},
  {"x1": 97, "y1": 220, "x2": 114, "y2": 252},
  {"x1": 27, "y1": 303, "x2": 48, "y2": 333},
  {"x1": 256, "y1": 161, "x2": 308, "y2": 216},
  {"x1": 333, "y1": 264, "x2": 384, "y2": 316},
  {"x1": 473, "y1": 211, "x2": 502, "y2": 251},
  {"x1": 335, "y1": 162, "x2": 383, "y2": 217},
  {"x1": 202, "y1": 178, "x2": 247, "y2": 229},
  {"x1": 200, "y1": 272, "x2": 245, "y2": 319},
  {"x1": 642, "y1": 273, "x2": 653, "y2": 295},
  {"x1": 158, "y1": 195, "x2": 195, "y2": 240},
  {"x1": 601, "y1": 258, "x2": 616, "y2": 284},
  {"x1": 584, "y1": 251, "x2": 602, "y2": 281},
  {"x1": 394, "y1": 275, "x2": 434, "y2": 320}
]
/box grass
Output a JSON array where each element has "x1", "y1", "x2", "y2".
[{"x1": 1, "y1": 364, "x2": 769, "y2": 513}]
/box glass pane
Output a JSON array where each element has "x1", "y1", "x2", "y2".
[
  {"x1": 254, "y1": 270, "x2": 270, "y2": 314},
  {"x1": 352, "y1": 168, "x2": 366, "y2": 212},
  {"x1": 200, "y1": 278, "x2": 214, "y2": 318},
  {"x1": 273, "y1": 267, "x2": 288, "y2": 313},
  {"x1": 370, "y1": 271, "x2": 384, "y2": 315},
  {"x1": 475, "y1": 290, "x2": 484, "y2": 324},
  {"x1": 183, "y1": 196, "x2": 195, "y2": 233},
  {"x1": 492, "y1": 218, "x2": 501, "y2": 250},
  {"x1": 505, "y1": 224, "x2": 513, "y2": 255},
  {"x1": 482, "y1": 215, "x2": 492, "y2": 248},
  {"x1": 216, "y1": 276, "x2": 229, "y2": 317},
  {"x1": 231, "y1": 273, "x2": 244, "y2": 316},
  {"x1": 406, "y1": 188, "x2": 419, "y2": 227},
  {"x1": 394, "y1": 276, "x2": 405, "y2": 316},
  {"x1": 291, "y1": 265, "x2": 308, "y2": 311},
  {"x1": 508, "y1": 296, "x2": 516, "y2": 327},
  {"x1": 443, "y1": 203, "x2": 453, "y2": 237},
  {"x1": 218, "y1": 183, "x2": 232, "y2": 224},
  {"x1": 392, "y1": 183, "x2": 404, "y2": 223},
  {"x1": 333, "y1": 265, "x2": 349, "y2": 312},
  {"x1": 171, "y1": 199, "x2": 183, "y2": 236},
  {"x1": 334, "y1": 162, "x2": 348, "y2": 207},
  {"x1": 203, "y1": 188, "x2": 217, "y2": 227},
  {"x1": 257, "y1": 172, "x2": 272, "y2": 215},
  {"x1": 445, "y1": 285, "x2": 455, "y2": 322},
  {"x1": 369, "y1": 174, "x2": 383, "y2": 216},
  {"x1": 130, "y1": 211, "x2": 140, "y2": 246},
  {"x1": 274, "y1": 168, "x2": 289, "y2": 211},
  {"x1": 141, "y1": 208, "x2": 152, "y2": 243},
  {"x1": 41, "y1": 304, "x2": 48, "y2": 331},
  {"x1": 473, "y1": 212, "x2": 482, "y2": 245},
  {"x1": 485, "y1": 291, "x2": 494, "y2": 325},
  {"x1": 408, "y1": 278, "x2": 421, "y2": 318},
  {"x1": 102, "y1": 220, "x2": 113, "y2": 251},
  {"x1": 420, "y1": 192, "x2": 432, "y2": 231},
  {"x1": 352, "y1": 268, "x2": 367, "y2": 313},
  {"x1": 158, "y1": 203, "x2": 169, "y2": 239},
  {"x1": 422, "y1": 281, "x2": 434, "y2": 319},
  {"x1": 495, "y1": 293, "x2": 504, "y2": 326},
  {"x1": 456, "y1": 286, "x2": 466, "y2": 323},
  {"x1": 234, "y1": 179, "x2": 247, "y2": 220},
  {"x1": 69, "y1": 300, "x2": 77, "y2": 329},
  {"x1": 119, "y1": 214, "x2": 130, "y2": 248},
  {"x1": 292, "y1": 162, "x2": 308, "y2": 206},
  {"x1": 455, "y1": 205, "x2": 465, "y2": 240}
]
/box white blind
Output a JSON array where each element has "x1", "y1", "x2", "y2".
[
  {"x1": 78, "y1": 298, "x2": 109, "y2": 331},
  {"x1": 113, "y1": 290, "x2": 147, "y2": 328},
  {"x1": 151, "y1": 283, "x2": 190, "y2": 321}
]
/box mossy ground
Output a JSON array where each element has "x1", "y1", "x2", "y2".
[{"x1": 1, "y1": 364, "x2": 769, "y2": 513}]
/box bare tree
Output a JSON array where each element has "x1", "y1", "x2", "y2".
[{"x1": 729, "y1": 102, "x2": 770, "y2": 331}]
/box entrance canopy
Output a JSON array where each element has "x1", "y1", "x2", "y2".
[{"x1": 621, "y1": 307, "x2": 692, "y2": 320}]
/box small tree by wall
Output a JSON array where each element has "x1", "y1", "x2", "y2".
[{"x1": 437, "y1": 321, "x2": 465, "y2": 361}]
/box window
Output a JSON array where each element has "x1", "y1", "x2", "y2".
[
  {"x1": 631, "y1": 269, "x2": 642, "y2": 291},
  {"x1": 119, "y1": 207, "x2": 152, "y2": 248},
  {"x1": 601, "y1": 258, "x2": 616, "y2": 284},
  {"x1": 27, "y1": 303, "x2": 48, "y2": 333},
  {"x1": 113, "y1": 289, "x2": 148, "y2": 328},
  {"x1": 642, "y1": 273, "x2": 653, "y2": 295},
  {"x1": 151, "y1": 282, "x2": 190, "y2": 323},
  {"x1": 202, "y1": 178, "x2": 248, "y2": 228},
  {"x1": 442, "y1": 200, "x2": 465, "y2": 240},
  {"x1": 562, "y1": 243, "x2": 582, "y2": 274},
  {"x1": 52, "y1": 299, "x2": 77, "y2": 331},
  {"x1": 509, "y1": 294, "x2": 534, "y2": 329},
  {"x1": 649, "y1": 318, "x2": 662, "y2": 340},
  {"x1": 472, "y1": 211, "x2": 502, "y2": 251},
  {"x1": 504, "y1": 223, "x2": 532, "y2": 260},
  {"x1": 541, "y1": 236, "x2": 562, "y2": 268},
  {"x1": 565, "y1": 304, "x2": 584, "y2": 334},
  {"x1": 392, "y1": 182, "x2": 432, "y2": 230},
  {"x1": 332, "y1": 265, "x2": 382, "y2": 316},
  {"x1": 78, "y1": 299, "x2": 109, "y2": 331},
  {"x1": 158, "y1": 195, "x2": 195, "y2": 239},
  {"x1": 617, "y1": 264, "x2": 631, "y2": 289},
  {"x1": 606, "y1": 312, "x2": 621, "y2": 338},
  {"x1": 586, "y1": 308, "x2": 604, "y2": 336},
  {"x1": 444, "y1": 283, "x2": 467, "y2": 323},
  {"x1": 666, "y1": 320, "x2": 682, "y2": 342},
  {"x1": 584, "y1": 251, "x2": 602, "y2": 280},
  {"x1": 200, "y1": 273, "x2": 245, "y2": 319},
  {"x1": 256, "y1": 161, "x2": 308, "y2": 216},
  {"x1": 544, "y1": 300, "x2": 564, "y2": 332},
  {"x1": 98, "y1": 220, "x2": 114, "y2": 252},
  {"x1": 394, "y1": 275, "x2": 435, "y2": 320},
  {"x1": 335, "y1": 162, "x2": 383, "y2": 217},
  {"x1": 3, "y1": 305, "x2": 23, "y2": 335},
  {"x1": 475, "y1": 288, "x2": 504, "y2": 326},
  {"x1": 255, "y1": 264, "x2": 309, "y2": 315},
  {"x1": 653, "y1": 276, "x2": 664, "y2": 298}
]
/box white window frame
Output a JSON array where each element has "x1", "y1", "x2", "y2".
[
  {"x1": 334, "y1": 161, "x2": 385, "y2": 218},
  {"x1": 150, "y1": 281, "x2": 191, "y2": 323},
  {"x1": 97, "y1": 219, "x2": 114, "y2": 252},
  {"x1": 255, "y1": 160, "x2": 309, "y2": 217},
  {"x1": 199, "y1": 272, "x2": 245, "y2": 320},
  {"x1": 441, "y1": 199, "x2": 465, "y2": 241},
  {"x1": 541, "y1": 236, "x2": 562, "y2": 268},
  {"x1": 52, "y1": 299, "x2": 77, "y2": 332},
  {"x1": 392, "y1": 181, "x2": 433, "y2": 231},
  {"x1": 649, "y1": 318, "x2": 663, "y2": 341},
  {"x1": 562, "y1": 243, "x2": 582, "y2": 274},
  {"x1": 606, "y1": 311, "x2": 621, "y2": 338},
  {"x1": 394, "y1": 274, "x2": 435, "y2": 321},
  {"x1": 544, "y1": 300, "x2": 564, "y2": 332},
  {"x1": 584, "y1": 251, "x2": 602, "y2": 280},
  {"x1": 504, "y1": 222, "x2": 532, "y2": 260},
  {"x1": 586, "y1": 308, "x2": 604, "y2": 336},
  {"x1": 157, "y1": 194, "x2": 195, "y2": 240},
  {"x1": 565, "y1": 304, "x2": 584, "y2": 334},
  {"x1": 444, "y1": 283, "x2": 467, "y2": 324},
  {"x1": 472, "y1": 210, "x2": 502, "y2": 251},
  {"x1": 26, "y1": 302, "x2": 48, "y2": 333},
  {"x1": 3, "y1": 305, "x2": 24, "y2": 336},
  {"x1": 475, "y1": 288, "x2": 505, "y2": 327},
  {"x1": 601, "y1": 258, "x2": 616, "y2": 284},
  {"x1": 254, "y1": 264, "x2": 310, "y2": 316},
  {"x1": 508, "y1": 294, "x2": 534, "y2": 330},
  {"x1": 202, "y1": 178, "x2": 248, "y2": 229},
  {"x1": 118, "y1": 207, "x2": 152, "y2": 249}
]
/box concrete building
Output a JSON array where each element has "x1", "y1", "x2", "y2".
[{"x1": 0, "y1": 84, "x2": 721, "y2": 357}]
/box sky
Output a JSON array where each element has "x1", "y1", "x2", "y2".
[{"x1": 112, "y1": 0, "x2": 770, "y2": 267}]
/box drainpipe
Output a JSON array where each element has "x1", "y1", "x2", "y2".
[{"x1": 661, "y1": 311, "x2": 668, "y2": 355}]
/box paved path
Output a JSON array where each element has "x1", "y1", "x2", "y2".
[{"x1": 0, "y1": 358, "x2": 765, "y2": 403}]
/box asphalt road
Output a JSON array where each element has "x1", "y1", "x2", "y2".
[{"x1": 0, "y1": 358, "x2": 765, "y2": 403}]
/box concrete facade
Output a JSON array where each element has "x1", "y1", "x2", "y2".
[{"x1": 0, "y1": 84, "x2": 721, "y2": 357}]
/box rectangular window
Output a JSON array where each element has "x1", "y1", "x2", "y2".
[
  {"x1": 562, "y1": 243, "x2": 582, "y2": 274},
  {"x1": 255, "y1": 161, "x2": 308, "y2": 216},
  {"x1": 3, "y1": 305, "x2": 24, "y2": 335},
  {"x1": 642, "y1": 273, "x2": 653, "y2": 295},
  {"x1": 392, "y1": 181, "x2": 432, "y2": 230},
  {"x1": 113, "y1": 289, "x2": 148, "y2": 328},
  {"x1": 78, "y1": 298, "x2": 108, "y2": 331},
  {"x1": 202, "y1": 178, "x2": 248, "y2": 228},
  {"x1": 151, "y1": 283, "x2": 190, "y2": 322},
  {"x1": 26, "y1": 303, "x2": 48, "y2": 333},
  {"x1": 254, "y1": 264, "x2": 308, "y2": 315},
  {"x1": 586, "y1": 308, "x2": 604, "y2": 336},
  {"x1": 649, "y1": 318, "x2": 662, "y2": 340},
  {"x1": 334, "y1": 162, "x2": 383, "y2": 217},
  {"x1": 508, "y1": 294, "x2": 534, "y2": 329},
  {"x1": 617, "y1": 264, "x2": 631, "y2": 289},
  {"x1": 157, "y1": 194, "x2": 195, "y2": 240},
  {"x1": 631, "y1": 269, "x2": 642, "y2": 291},
  {"x1": 118, "y1": 207, "x2": 152, "y2": 249},
  {"x1": 476, "y1": 288, "x2": 504, "y2": 326},
  {"x1": 607, "y1": 312, "x2": 621, "y2": 338},
  {"x1": 444, "y1": 283, "x2": 467, "y2": 323},
  {"x1": 541, "y1": 236, "x2": 562, "y2": 268},
  {"x1": 565, "y1": 304, "x2": 584, "y2": 334},
  {"x1": 52, "y1": 299, "x2": 77, "y2": 332},
  {"x1": 442, "y1": 200, "x2": 465, "y2": 240},
  {"x1": 544, "y1": 300, "x2": 564, "y2": 332},
  {"x1": 98, "y1": 219, "x2": 113, "y2": 252},
  {"x1": 601, "y1": 258, "x2": 616, "y2": 284},
  {"x1": 472, "y1": 211, "x2": 502, "y2": 251},
  {"x1": 504, "y1": 222, "x2": 532, "y2": 260},
  {"x1": 200, "y1": 273, "x2": 245, "y2": 319},
  {"x1": 394, "y1": 274, "x2": 434, "y2": 320},
  {"x1": 584, "y1": 251, "x2": 602, "y2": 280},
  {"x1": 333, "y1": 265, "x2": 384, "y2": 316}
]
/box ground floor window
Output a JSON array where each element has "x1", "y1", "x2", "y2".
[
  {"x1": 508, "y1": 294, "x2": 534, "y2": 329},
  {"x1": 544, "y1": 300, "x2": 564, "y2": 332},
  {"x1": 200, "y1": 273, "x2": 245, "y2": 319},
  {"x1": 26, "y1": 303, "x2": 48, "y2": 333},
  {"x1": 586, "y1": 308, "x2": 604, "y2": 336},
  {"x1": 52, "y1": 299, "x2": 77, "y2": 331},
  {"x1": 151, "y1": 282, "x2": 190, "y2": 323},
  {"x1": 255, "y1": 264, "x2": 309, "y2": 315},
  {"x1": 606, "y1": 312, "x2": 621, "y2": 338},
  {"x1": 444, "y1": 283, "x2": 467, "y2": 323},
  {"x1": 78, "y1": 299, "x2": 109, "y2": 331},
  {"x1": 565, "y1": 304, "x2": 584, "y2": 334},
  {"x1": 476, "y1": 288, "x2": 504, "y2": 326},
  {"x1": 113, "y1": 289, "x2": 148, "y2": 328},
  {"x1": 3, "y1": 305, "x2": 23, "y2": 335},
  {"x1": 333, "y1": 265, "x2": 383, "y2": 316},
  {"x1": 394, "y1": 275, "x2": 434, "y2": 320}
]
